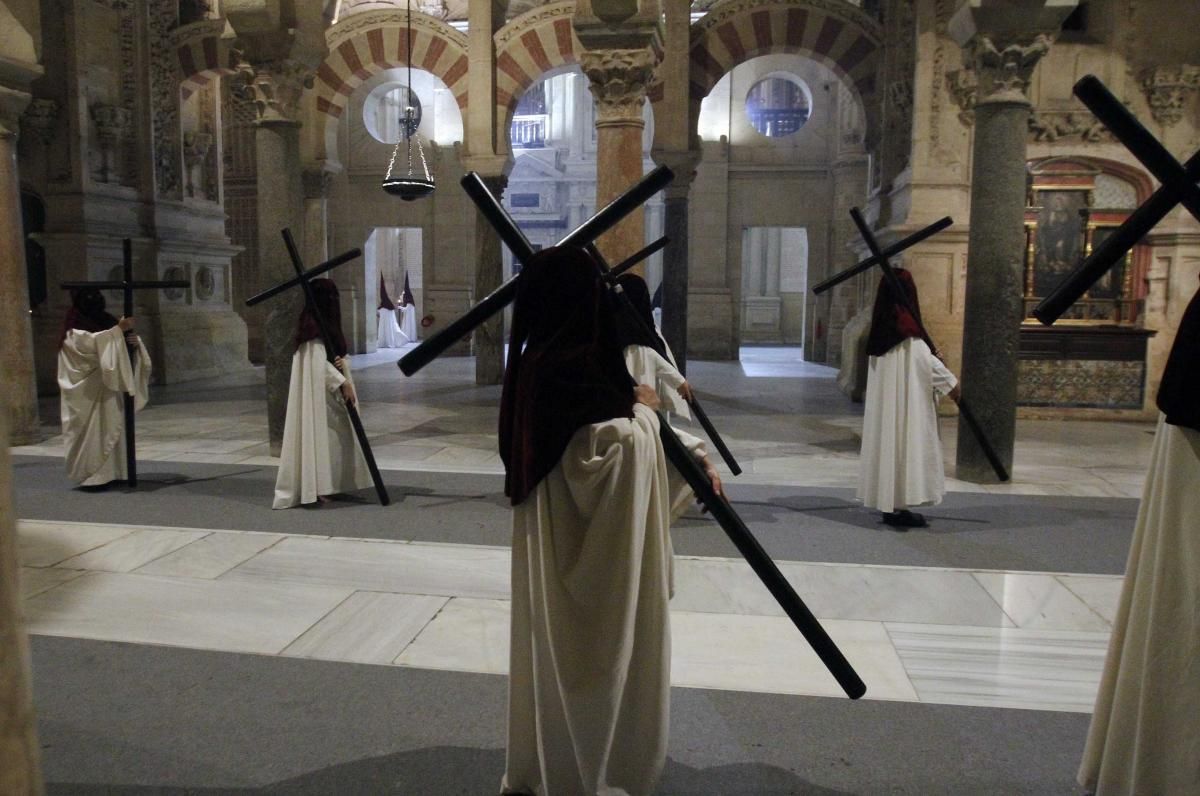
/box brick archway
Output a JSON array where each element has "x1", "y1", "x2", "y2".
[
  {"x1": 173, "y1": 20, "x2": 239, "y2": 99},
  {"x1": 493, "y1": 2, "x2": 582, "y2": 151},
  {"x1": 313, "y1": 10, "x2": 469, "y2": 160}
]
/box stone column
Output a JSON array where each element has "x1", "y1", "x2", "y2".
[
  {"x1": 0, "y1": 88, "x2": 41, "y2": 445},
  {"x1": 654, "y1": 149, "x2": 699, "y2": 373},
  {"x1": 472, "y1": 173, "x2": 507, "y2": 385},
  {"x1": 949, "y1": 3, "x2": 1072, "y2": 482},
  {"x1": 579, "y1": 47, "x2": 658, "y2": 266},
  {"x1": 301, "y1": 168, "x2": 332, "y2": 266},
  {"x1": 239, "y1": 61, "x2": 311, "y2": 454}
]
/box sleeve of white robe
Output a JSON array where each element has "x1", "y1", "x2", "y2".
[
  {"x1": 623, "y1": 345, "x2": 692, "y2": 420},
  {"x1": 929, "y1": 352, "x2": 957, "y2": 397}
]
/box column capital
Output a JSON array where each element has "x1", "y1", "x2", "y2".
[
  {"x1": 652, "y1": 148, "x2": 701, "y2": 199},
  {"x1": 234, "y1": 58, "x2": 314, "y2": 125},
  {"x1": 0, "y1": 86, "x2": 32, "y2": 140},
  {"x1": 579, "y1": 47, "x2": 660, "y2": 127},
  {"x1": 1139, "y1": 64, "x2": 1200, "y2": 128}
]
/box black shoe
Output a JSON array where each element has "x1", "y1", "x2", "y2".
[{"x1": 882, "y1": 510, "x2": 927, "y2": 528}]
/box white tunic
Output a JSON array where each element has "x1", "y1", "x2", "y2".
[
  {"x1": 857, "y1": 338, "x2": 957, "y2": 513},
  {"x1": 272, "y1": 340, "x2": 372, "y2": 509},
  {"x1": 503, "y1": 405, "x2": 699, "y2": 796},
  {"x1": 58, "y1": 326, "x2": 151, "y2": 486},
  {"x1": 376, "y1": 307, "x2": 404, "y2": 349},
  {"x1": 1078, "y1": 415, "x2": 1200, "y2": 794},
  {"x1": 398, "y1": 304, "x2": 418, "y2": 343}
]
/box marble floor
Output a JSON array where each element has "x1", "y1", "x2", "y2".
[{"x1": 14, "y1": 346, "x2": 1148, "y2": 747}]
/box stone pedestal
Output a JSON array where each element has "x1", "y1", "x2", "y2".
[
  {"x1": 0, "y1": 410, "x2": 44, "y2": 794},
  {"x1": 472, "y1": 174, "x2": 507, "y2": 385},
  {"x1": 581, "y1": 48, "x2": 657, "y2": 267},
  {"x1": 0, "y1": 118, "x2": 41, "y2": 444}
]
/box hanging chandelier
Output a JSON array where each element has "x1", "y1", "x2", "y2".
[{"x1": 382, "y1": 0, "x2": 435, "y2": 201}]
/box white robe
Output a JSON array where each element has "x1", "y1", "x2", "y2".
[
  {"x1": 857, "y1": 337, "x2": 957, "y2": 513},
  {"x1": 376, "y1": 307, "x2": 404, "y2": 349},
  {"x1": 272, "y1": 340, "x2": 372, "y2": 509},
  {"x1": 398, "y1": 304, "x2": 418, "y2": 343},
  {"x1": 623, "y1": 343, "x2": 691, "y2": 422},
  {"x1": 503, "y1": 405, "x2": 701, "y2": 796},
  {"x1": 58, "y1": 326, "x2": 151, "y2": 486},
  {"x1": 1078, "y1": 415, "x2": 1200, "y2": 794}
]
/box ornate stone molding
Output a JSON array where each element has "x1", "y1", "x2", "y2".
[
  {"x1": 1139, "y1": 65, "x2": 1200, "y2": 127},
  {"x1": 19, "y1": 98, "x2": 58, "y2": 145},
  {"x1": 579, "y1": 48, "x2": 658, "y2": 126},
  {"x1": 960, "y1": 32, "x2": 1052, "y2": 105},
  {"x1": 90, "y1": 102, "x2": 134, "y2": 182},
  {"x1": 1027, "y1": 110, "x2": 1112, "y2": 143},
  {"x1": 234, "y1": 59, "x2": 314, "y2": 124},
  {"x1": 945, "y1": 66, "x2": 977, "y2": 124},
  {"x1": 495, "y1": 1, "x2": 576, "y2": 48}
]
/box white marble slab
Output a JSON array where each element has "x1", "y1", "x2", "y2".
[
  {"x1": 673, "y1": 558, "x2": 1013, "y2": 628},
  {"x1": 1057, "y1": 574, "x2": 1124, "y2": 625},
  {"x1": 973, "y1": 572, "x2": 1112, "y2": 631},
  {"x1": 58, "y1": 528, "x2": 211, "y2": 573},
  {"x1": 136, "y1": 532, "x2": 284, "y2": 579},
  {"x1": 18, "y1": 566, "x2": 85, "y2": 599},
  {"x1": 886, "y1": 622, "x2": 1109, "y2": 713},
  {"x1": 670, "y1": 613, "x2": 916, "y2": 700},
  {"x1": 17, "y1": 520, "x2": 136, "y2": 567},
  {"x1": 222, "y1": 537, "x2": 511, "y2": 599},
  {"x1": 395, "y1": 596, "x2": 510, "y2": 675},
  {"x1": 282, "y1": 591, "x2": 448, "y2": 664},
  {"x1": 24, "y1": 572, "x2": 354, "y2": 655}
]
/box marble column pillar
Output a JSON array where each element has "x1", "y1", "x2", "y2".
[
  {"x1": 655, "y1": 150, "x2": 699, "y2": 372},
  {"x1": 473, "y1": 174, "x2": 507, "y2": 385},
  {"x1": 0, "y1": 93, "x2": 41, "y2": 445},
  {"x1": 580, "y1": 48, "x2": 658, "y2": 266},
  {"x1": 0, "y1": 410, "x2": 44, "y2": 793},
  {"x1": 951, "y1": 26, "x2": 1054, "y2": 482}
]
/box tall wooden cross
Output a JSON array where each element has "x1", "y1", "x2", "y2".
[
  {"x1": 409, "y1": 170, "x2": 866, "y2": 699},
  {"x1": 1034, "y1": 75, "x2": 1200, "y2": 324},
  {"x1": 245, "y1": 231, "x2": 391, "y2": 506},
  {"x1": 60, "y1": 239, "x2": 191, "y2": 488}
]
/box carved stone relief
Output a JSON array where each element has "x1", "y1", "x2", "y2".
[
  {"x1": 19, "y1": 99, "x2": 58, "y2": 145},
  {"x1": 148, "y1": 0, "x2": 182, "y2": 197},
  {"x1": 90, "y1": 102, "x2": 134, "y2": 183},
  {"x1": 1027, "y1": 110, "x2": 1112, "y2": 143},
  {"x1": 1139, "y1": 65, "x2": 1200, "y2": 127},
  {"x1": 579, "y1": 48, "x2": 657, "y2": 125},
  {"x1": 233, "y1": 60, "x2": 314, "y2": 124}
]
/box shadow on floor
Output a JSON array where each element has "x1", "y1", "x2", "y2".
[{"x1": 48, "y1": 745, "x2": 848, "y2": 795}]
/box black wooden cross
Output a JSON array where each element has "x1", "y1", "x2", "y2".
[
  {"x1": 245, "y1": 230, "x2": 390, "y2": 506},
  {"x1": 812, "y1": 216, "x2": 954, "y2": 295},
  {"x1": 1034, "y1": 75, "x2": 1200, "y2": 324},
  {"x1": 440, "y1": 171, "x2": 866, "y2": 699},
  {"x1": 847, "y1": 208, "x2": 1010, "y2": 482},
  {"x1": 60, "y1": 238, "x2": 191, "y2": 488}
]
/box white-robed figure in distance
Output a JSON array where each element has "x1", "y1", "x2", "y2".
[
  {"x1": 1079, "y1": 275, "x2": 1200, "y2": 794},
  {"x1": 397, "y1": 270, "x2": 418, "y2": 343},
  {"x1": 857, "y1": 268, "x2": 960, "y2": 528},
  {"x1": 498, "y1": 248, "x2": 722, "y2": 796},
  {"x1": 58, "y1": 288, "x2": 151, "y2": 487},
  {"x1": 273, "y1": 278, "x2": 372, "y2": 509},
  {"x1": 376, "y1": 272, "x2": 405, "y2": 349}
]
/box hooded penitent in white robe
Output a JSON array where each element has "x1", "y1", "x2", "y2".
[
  {"x1": 502, "y1": 405, "x2": 702, "y2": 796},
  {"x1": 376, "y1": 307, "x2": 404, "y2": 349},
  {"x1": 398, "y1": 304, "x2": 418, "y2": 342},
  {"x1": 58, "y1": 326, "x2": 151, "y2": 486},
  {"x1": 857, "y1": 337, "x2": 957, "y2": 513},
  {"x1": 273, "y1": 340, "x2": 372, "y2": 509},
  {"x1": 1078, "y1": 414, "x2": 1200, "y2": 794}
]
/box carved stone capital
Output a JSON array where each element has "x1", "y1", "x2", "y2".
[
  {"x1": 234, "y1": 59, "x2": 314, "y2": 124},
  {"x1": 1139, "y1": 65, "x2": 1200, "y2": 127},
  {"x1": 302, "y1": 167, "x2": 334, "y2": 199},
  {"x1": 652, "y1": 148, "x2": 701, "y2": 199},
  {"x1": 960, "y1": 32, "x2": 1051, "y2": 105},
  {"x1": 580, "y1": 48, "x2": 659, "y2": 126},
  {"x1": 0, "y1": 86, "x2": 33, "y2": 139},
  {"x1": 90, "y1": 103, "x2": 134, "y2": 148},
  {"x1": 19, "y1": 98, "x2": 58, "y2": 144}
]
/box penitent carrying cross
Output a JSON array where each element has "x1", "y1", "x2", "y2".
[
  {"x1": 401, "y1": 168, "x2": 866, "y2": 699},
  {"x1": 245, "y1": 230, "x2": 391, "y2": 506},
  {"x1": 60, "y1": 239, "x2": 191, "y2": 488},
  {"x1": 1034, "y1": 75, "x2": 1200, "y2": 324}
]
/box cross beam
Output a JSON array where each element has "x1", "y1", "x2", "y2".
[
  {"x1": 397, "y1": 166, "x2": 675, "y2": 376},
  {"x1": 245, "y1": 231, "x2": 390, "y2": 506},
  {"x1": 60, "y1": 238, "x2": 191, "y2": 488},
  {"x1": 457, "y1": 173, "x2": 864, "y2": 698},
  {"x1": 848, "y1": 208, "x2": 1010, "y2": 482},
  {"x1": 1034, "y1": 75, "x2": 1200, "y2": 325},
  {"x1": 812, "y1": 217, "x2": 954, "y2": 296}
]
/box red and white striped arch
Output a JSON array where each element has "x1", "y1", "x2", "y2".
[
  {"x1": 174, "y1": 20, "x2": 239, "y2": 100},
  {"x1": 314, "y1": 10, "x2": 469, "y2": 160},
  {"x1": 493, "y1": 2, "x2": 582, "y2": 148},
  {"x1": 688, "y1": 0, "x2": 881, "y2": 123}
]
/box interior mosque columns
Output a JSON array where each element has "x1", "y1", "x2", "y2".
[
  {"x1": 0, "y1": 2, "x2": 42, "y2": 446},
  {"x1": 227, "y1": 2, "x2": 327, "y2": 455},
  {"x1": 652, "y1": 148, "x2": 700, "y2": 373},
  {"x1": 949, "y1": 0, "x2": 1077, "y2": 483},
  {"x1": 573, "y1": 0, "x2": 662, "y2": 268}
]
